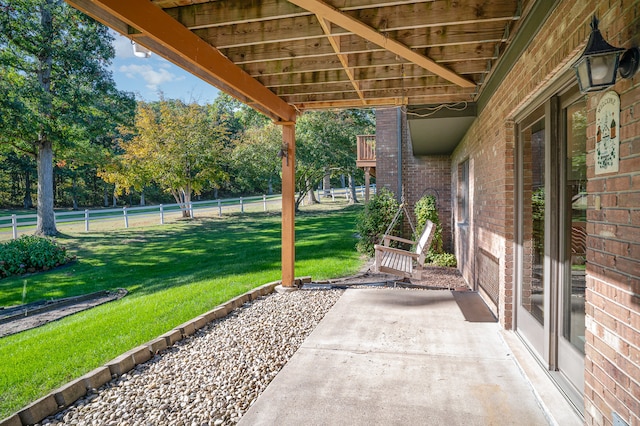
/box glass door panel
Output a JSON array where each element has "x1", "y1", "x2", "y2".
[
  {"x1": 564, "y1": 100, "x2": 587, "y2": 354},
  {"x1": 521, "y1": 119, "x2": 545, "y2": 325}
]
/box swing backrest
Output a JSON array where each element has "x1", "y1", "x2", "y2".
[{"x1": 415, "y1": 220, "x2": 435, "y2": 264}]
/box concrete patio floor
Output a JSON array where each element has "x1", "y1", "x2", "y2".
[{"x1": 239, "y1": 288, "x2": 583, "y2": 426}]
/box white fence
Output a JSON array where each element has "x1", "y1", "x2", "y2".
[{"x1": 0, "y1": 186, "x2": 375, "y2": 240}]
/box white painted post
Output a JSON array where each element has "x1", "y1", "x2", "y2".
[
  {"x1": 123, "y1": 207, "x2": 129, "y2": 228},
  {"x1": 263, "y1": 194, "x2": 267, "y2": 211},
  {"x1": 240, "y1": 197, "x2": 244, "y2": 214},
  {"x1": 11, "y1": 214, "x2": 17, "y2": 239},
  {"x1": 84, "y1": 209, "x2": 89, "y2": 232},
  {"x1": 160, "y1": 204, "x2": 164, "y2": 225},
  {"x1": 331, "y1": 188, "x2": 335, "y2": 201},
  {"x1": 189, "y1": 202, "x2": 194, "y2": 218},
  {"x1": 218, "y1": 199, "x2": 222, "y2": 217}
]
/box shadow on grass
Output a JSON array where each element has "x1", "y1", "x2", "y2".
[{"x1": 0, "y1": 205, "x2": 363, "y2": 307}]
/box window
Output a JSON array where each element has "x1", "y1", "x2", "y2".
[{"x1": 457, "y1": 159, "x2": 469, "y2": 223}]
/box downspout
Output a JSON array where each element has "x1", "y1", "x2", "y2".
[{"x1": 397, "y1": 107, "x2": 403, "y2": 202}]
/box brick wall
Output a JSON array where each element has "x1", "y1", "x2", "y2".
[
  {"x1": 446, "y1": 0, "x2": 639, "y2": 424},
  {"x1": 583, "y1": 6, "x2": 640, "y2": 422},
  {"x1": 375, "y1": 108, "x2": 453, "y2": 251}
]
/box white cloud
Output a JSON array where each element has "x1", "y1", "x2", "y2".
[{"x1": 118, "y1": 64, "x2": 185, "y2": 90}]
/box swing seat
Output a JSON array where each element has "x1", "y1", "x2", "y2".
[{"x1": 374, "y1": 220, "x2": 435, "y2": 279}]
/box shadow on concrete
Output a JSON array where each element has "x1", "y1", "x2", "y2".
[{"x1": 452, "y1": 291, "x2": 497, "y2": 323}]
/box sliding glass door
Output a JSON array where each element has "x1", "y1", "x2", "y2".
[{"x1": 516, "y1": 84, "x2": 585, "y2": 406}]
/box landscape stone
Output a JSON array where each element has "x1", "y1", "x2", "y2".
[{"x1": 18, "y1": 394, "x2": 58, "y2": 425}]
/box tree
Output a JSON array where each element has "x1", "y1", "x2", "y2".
[
  {"x1": 0, "y1": 0, "x2": 135, "y2": 235},
  {"x1": 294, "y1": 109, "x2": 374, "y2": 210},
  {"x1": 231, "y1": 123, "x2": 282, "y2": 195},
  {"x1": 102, "y1": 99, "x2": 229, "y2": 217}
]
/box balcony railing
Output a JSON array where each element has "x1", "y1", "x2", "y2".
[{"x1": 356, "y1": 135, "x2": 376, "y2": 168}]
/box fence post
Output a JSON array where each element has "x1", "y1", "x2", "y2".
[
  {"x1": 160, "y1": 204, "x2": 164, "y2": 225},
  {"x1": 123, "y1": 207, "x2": 129, "y2": 228},
  {"x1": 240, "y1": 197, "x2": 244, "y2": 214},
  {"x1": 84, "y1": 209, "x2": 89, "y2": 232},
  {"x1": 218, "y1": 199, "x2": 222, "y2": 217},
  {"x1": 331, "y1": 188, "x2": 335, "y2": 201},
  {"x1": 263, "y1": 194, "x2": 267, "y2": 211},
  {"x1": 11, "y1": 214, "x2": 17, "y2": 240},
  {"x1": 189, "y1": 202, "x2": 194, "y2": 218}
]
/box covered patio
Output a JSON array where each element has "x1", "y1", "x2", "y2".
[
  {"x1": 55, "y1": 1, "x2": 640, "y2": 425},
  {"x1": 66, "y1": 0, "x2": 526, "y2": 287}
]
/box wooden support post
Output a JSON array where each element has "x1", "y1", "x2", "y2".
[
  {"x1": 281, "y1": 124, "x2": 296, "y2": 287},
  {"x1": 364, "y1": 167, "x2": 371, "y2": 202}
]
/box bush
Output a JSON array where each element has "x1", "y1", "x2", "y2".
[
  {"x1": 414, "y1": 194, "x2": 457, "y2": 267},
  {"x1": 355, "y1": 189, "x2": 401, "y2": 256},
  {"x1": 0, "y1": 235, "x2": 73, "y2": 279}
]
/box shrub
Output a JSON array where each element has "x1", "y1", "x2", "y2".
[
  {"x1": 414, "y1": 195, "x2": 457, "y2": 267},
  {"x1": 355, "y1": 188, "x2": 401, "y2": 256},
  {"x1": 0, "y1": 235, "x2": 73, "y2": 279}
]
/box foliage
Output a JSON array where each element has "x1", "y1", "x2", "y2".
[
  {"x1": 0, "y1": 202, "x2": 363, "y2": 418},
  {"x1": 355, "y1": 188, "x2": 401, "y2": 256},
  {"x1": 0, "y1": 0, "x2": 136, "y2": 234},
  {"x1": 414, "y1": 195, "x2": 457, "y2": 266},
  {"x1": 295, "y1": 109, "x2": 374, "y2": 210},
  {"x1": 429, "y1": 253, "x2": 457, "y2": 268},
  {"x1": 230, "y1": 123, "x2": 282, "y2": 195},
  {"x1": 0, "y1": 235, "x2": 72, "y2": 278},
  {"x1": 101, "y1": 99, "x2": 229, "y2": 217}
]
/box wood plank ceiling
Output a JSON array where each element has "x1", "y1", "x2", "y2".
[{"x1": 67, "y1": 0, "x2": 531, "y2": 121}]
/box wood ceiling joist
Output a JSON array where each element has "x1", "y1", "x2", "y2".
[
  {"x1": 256, "y1": 62, "x2": 487, "y2": 88},
  {"x1": 294, "y1": 93, "x2": 472, "y2": 110},
  {"x1": 270, "y1": 76, "x2": 452, "y2": 96},
  {"x1": 187, "y1": 4, "x2": 515, "y2": 50},
  {"x1": 66, "y1": 0, "x2": 296, "y2": 122},
  {"x1": 162, "y1": 0, "x2": 436, "y2": 29},
  {"x1": 283, "y1": 84, "x2": 475, "y2": 103},
  {"x1": 316, "y1": 17, "x2": 366, "y2": 104},
  {"x1": 242, "y1": 46, "x2": 496, "y2": 78}
]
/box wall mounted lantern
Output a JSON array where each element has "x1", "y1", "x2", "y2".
[{"x1": 573, "y1": 16, "x2": 639, "y2": 93}]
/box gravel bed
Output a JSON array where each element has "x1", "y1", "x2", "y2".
[{"x1": 38, "y1": 289, "x2": 343, "y2": 426}]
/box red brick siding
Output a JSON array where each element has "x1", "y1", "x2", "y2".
[
  {"x1": 447, "y1": 0, "x2": 639, "y2": 423},
  {"x1": 375, "y1": 108, "x2": 453, "y2": 251}
]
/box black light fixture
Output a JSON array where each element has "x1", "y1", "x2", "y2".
[
  {"x1": 277, "y1": 142, "x2": 289, "y2": 165},
  {"x1": 573, "y1": 16, "x2": 639, "y2": 93}
]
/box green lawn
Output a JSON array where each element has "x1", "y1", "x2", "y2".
[{"x1": 0, "y1": 202, "x2": 365, "y2": 419}]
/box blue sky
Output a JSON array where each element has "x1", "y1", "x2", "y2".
[{"x1": 110, "y1": 32, "x2": 221, "y2": 104}]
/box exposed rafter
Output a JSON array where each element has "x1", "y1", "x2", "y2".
[
  {"x1": 316, "y1": 17, "x2": 366, "y2": 104},
  {"x1": 287, "y1": 0, "x2": 476, "y2": 88}
]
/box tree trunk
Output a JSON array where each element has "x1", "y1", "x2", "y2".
[
  {"x1": 23, "y1": 170, "x2": 33, "y2": 209},
  {"x1": 103, "y1": 185, "x2": 109, "y2": 207},
  {"x1": 72, "y1": 175, "x2": 78, "y2": 210},
  {"x1": 140, "y1": 190, "x2": 145, "y2": 206},
  {"x1": 348, "y1": 173, "x2": 359, "y2": 204},
  {"x1": 323, "y1": 169, "x2": 331, "y2": 198},
  {"x1": 36, "y1": 139, "x2": 57, "y2": 235},
  {"x1": 35, "y1": 1, "x2": 57, "y2": 236},
  {"x1": 307, "y1": 178, "x2": 318, "y2": 204}
]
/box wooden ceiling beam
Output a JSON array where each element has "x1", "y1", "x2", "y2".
[
  {"x1": 285, "y1": 84, "x2": 476, "y2": 103},
  {"x1": 317, "y1": 17, "x2": 366, "y2": 104},
  {"x1": 189, "y1": 4, "x2": 514, "y2": 50},
  {"x1": 65, "y1": 0, "x2": 296, "y2": 122},
  {"x1": 162, "y1": 0, "x2": 436, "y2": 29},
  {"x1": 242, "y1": 45, "x2": 499, "y2": 78},
  {"x1": 295, "y1": 93, "x2": 472, "y2": 110}
]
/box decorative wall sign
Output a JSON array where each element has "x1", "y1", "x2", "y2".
[{"x1": 595, "y1": 91, "x2": 620, "y2": 175}]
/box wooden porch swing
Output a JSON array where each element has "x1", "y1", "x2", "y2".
[{"x1": 374, "y1": 202, "x2": 435, "y2": 279}]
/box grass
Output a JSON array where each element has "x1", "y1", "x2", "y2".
[{"x1": 0, "y1": 201, "x2": 365, "y2": 419}]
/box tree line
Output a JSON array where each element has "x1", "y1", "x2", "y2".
[{"x1": 0, "y1": 0, "x2": 374, "y2": 234}]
